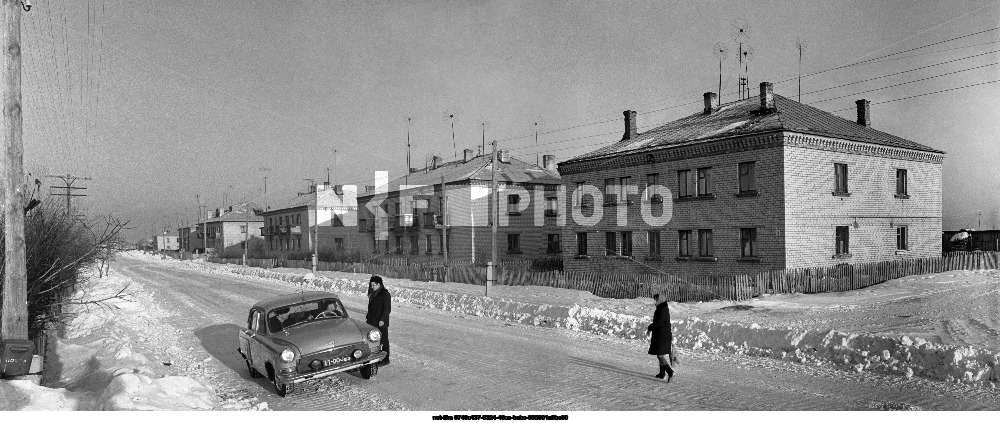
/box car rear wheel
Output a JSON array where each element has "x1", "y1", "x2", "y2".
[
  {"x1": 245, "y1": 359, "x2": 261, "y2": 378},
  {"x1": 360, "y1": 362, "x2": 378, "y2": 379}
]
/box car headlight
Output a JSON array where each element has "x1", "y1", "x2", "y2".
[
  {"x1": 280, "y1": 349, "x2": 295, "y2": 362},
  {"x1": 367, "y1": 329, "x2": 381, "y2": 343}
]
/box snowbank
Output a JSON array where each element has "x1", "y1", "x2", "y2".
[
  {"x1": 158, "y1": 257, "x2": 1000, "y2": 388},
  {"x1": 0, "y1": 267, "x2": 220, "y2": 411}
]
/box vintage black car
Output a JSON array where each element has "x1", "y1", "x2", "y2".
[{"x1": 238, "y1": 291, "x2": 386, "y2": 396}]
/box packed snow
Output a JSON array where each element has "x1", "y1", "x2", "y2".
[{"x1": 3, "y1": 251, "x2": 999, "y2": 411}]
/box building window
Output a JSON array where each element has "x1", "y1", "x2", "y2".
[
  {"x1": 740, "y1": 228, "x2": 757, "y2": 257},
  {"x1": 896, "y1": 169, "x2": 908, "y2": 196},
  {"x1": 545, "y1": 197, "x2": 558, "y2": 216},
  {"x1": 507, "y1": 194, "x2": 521, "y2": 215},
  {"x1": 410, "y1": 235, "x2": 419, "y2": 253},
  {"x1": 393, "y1": 202, "x2": 401, "y2": 215},
  {"x1": 575, "y1": 181, "x2": 590, "y2": 208},
  {"x1": 834, "y1": 163, "x2": 849, "y2": 194},
  {"x1": 738, "y1": 162, "x2": 756, "y2": 193},
  {"x1": 335, "y1": 238, "x2": 344, "y2": 250},
  {"x1": 240, "y1": 224, "x2": 247, "y2": 234},
  {"x1": 896, "y1": 226, "x2": 908, "y2": 250},
  {"x1": 619, "y1": 176, "x2": 631, "y2": 204},
  {"x1": 604, "y1": 178, "x2": 618, "y2": 204},
  {"x1": 697, "y1": 167, "x2": 713, "y2": 196},
  {"x1": 426, "y1": 235, "x2": 434, "y2": 253},
  {"x1": 605, "y1": 232, "x2": 617, "y2": 256},
  {"x1": 394, "y1": 236, "x2": 403, "y2": 253},
  {"x1": 648, "y1": 230, "x2": 661, "y2": 256},
  {"x1": 507, "y1": 233, "x2": 521, "y2": 253},
  {"x1": 620, "y1": 231, "x2": 633, "y2": 257},
  {"x1": 677, "y1": 170, "x2": 691, "y2": 198},
  {"x1": 835, "y1": 226, "x2": 850, "y2": 255},
  {"x1": 576, "y1": 232, "x2": 588, "y2": 257},
  {"x1": 698, "y1": 229, "x2": 714, "y2": 257},
  {"x1": 646, "y1": 173, "x2": 660, "y2": 202},
  {"x1": 547, "y1": 234, "x2": 561, "y2": 253},
  {"x1": 678, "y1": 230, "x2": 691, "y2": 257}
]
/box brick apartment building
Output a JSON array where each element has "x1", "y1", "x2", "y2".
[
  {"x1": 179, "y1": 203, "x2": 264, "y2": 255},
  {"x1": 354, "y1": 149, "x2": 564, "y2": 263},
  {"x1": 154, "y1": 234, "x2": 179, "y2": 251},
  {"x1": 261, "y1": 183, "x2": 364, "y2": 257},
  {"x1": 558, "y1": 82, "x2": 945, "y2": 276}
]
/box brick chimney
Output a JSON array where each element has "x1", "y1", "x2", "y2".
[
  {"x1": 759, "y1": 82, "x2": 774, "y2": 110},
  {"x1": 498, "y1": 149, "x2": 511, "y2": 163},
  {"x1": 542, "y1": 155, "x2": 556, "y2": 171},
  {"x1": 703, "y1": 92, "x2": 717, "y2": 114},
  {"x1": 856, "y1": 99, "x2": 871, "y2": 127},
  {"x1": 432, "y1": 156, "x2": 443, "y2": 169},
  {"x1": 463, "y1": 148, "x2": 474, "y2": 162},
  {"x1": 623, "y1": 110, "x2": 637, "y2": 140}
]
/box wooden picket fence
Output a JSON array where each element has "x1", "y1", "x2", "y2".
[{"x1": 206, "y1": 251, "x2": 1000, "y2": 302}]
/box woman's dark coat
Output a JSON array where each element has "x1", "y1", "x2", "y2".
[
  {"x1": 366, "y1": 287, "x2": 391, "y2": 328},
  {"x1": 647, "y1": 301, "x2": 672, "y2": 355}
]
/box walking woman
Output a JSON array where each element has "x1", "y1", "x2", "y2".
[
  {"x1": 646, "y1": 293, "x2": 675, "y2": 382},
  {"x1": 367, "y1": 275, "x2": 392, "y2": 365}
]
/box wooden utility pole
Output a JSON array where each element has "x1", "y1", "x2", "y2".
[
  {"x1": 440, "y1": 174, "x2": 448, "y2": 278},
  {"x1": 46, "y1": 173, "x2": 90, "y2": 217},
  {"x1": 487, "y1": 141, "x2": 498, "y2": 297},
  {"x1": 1, "y1": 0, "x2": 28, "y2": 341}
]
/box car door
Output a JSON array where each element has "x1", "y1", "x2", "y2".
[{"x1": 245, "y1": 309, "x2": 266, "y2": 371}]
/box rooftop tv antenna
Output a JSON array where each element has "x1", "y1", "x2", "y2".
[
  {"x1": 796, "y1": 38, "x2": 808, "y2": 103},
  {"x1": 405, "y1": 116, "x2": 414, "y2": 186},
  {"x1": 740, "y1": 44, "x2": 756, "y2": 99},
  {"x1": 730, "y1": 18, "x2": 752, "y2": 99},
  {"x1": 530, "y1": 118, "x2": 545, "y2": 166},
  {"x1": 443, "y1": 108, "x2": 461, "y2": 158},
  {"x1": 479, "y1": 119, "x2": 490, "y2": 158},
  {"x1": 712, "y1": 42, "x2": 729, "y2": 107}
]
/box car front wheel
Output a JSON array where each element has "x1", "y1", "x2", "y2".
[
  {"x1": 273, "y1": 376, "x2": 295, "y2": 397},
  {"x1": 360, "y1": 362, "x2": 378, "y2": 379}
]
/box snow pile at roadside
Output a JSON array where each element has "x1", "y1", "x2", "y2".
[
  {"x1": 131, "y1": 255, "x2": 1000, "y2": 388},
  {"x1": 0, "y1": 267, "x2": 220, "y2": 411}
]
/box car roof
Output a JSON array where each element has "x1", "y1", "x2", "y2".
[{"x1": 251, "y1": 291, "x2": 340, "y2": 311}]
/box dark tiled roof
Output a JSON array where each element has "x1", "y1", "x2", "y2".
[
  {"x1": 371, "y1": 155, "x2": 562, "y2": 195},
  {"x1": 564, "y1": 94, "x2": 944, "y2": 164}
]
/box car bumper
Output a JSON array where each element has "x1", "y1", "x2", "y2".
[{"x1": 277, "y1": 351, "x2": 387, "y2": 384}]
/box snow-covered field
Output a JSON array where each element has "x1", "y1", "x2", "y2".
[{"x1": 3, "y1": 251, "x2": 999, "y2": 411}]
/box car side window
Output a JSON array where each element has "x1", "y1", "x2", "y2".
[
  {"x1": 247, "y1": 310, "x2": 256, "y2": 330},
  {"x1": 250, "y1": 310, "x2": 266, "y2": 333}
]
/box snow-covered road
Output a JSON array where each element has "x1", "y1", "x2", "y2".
[{"x1": 108, "y1": 256, "x2": 1000, "y2": 410}]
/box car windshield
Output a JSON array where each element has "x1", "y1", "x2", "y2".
[{"x1": 266, "y1": 299, "x2": 347, "y2": 333}]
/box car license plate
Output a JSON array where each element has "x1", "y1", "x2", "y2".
[{"x1": 325, "y1": 356, "x2": 351, "y2": 366}]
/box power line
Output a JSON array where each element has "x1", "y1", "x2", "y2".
[{"x1": 811, "y1": 61, "x2": 999, "y2": 104}]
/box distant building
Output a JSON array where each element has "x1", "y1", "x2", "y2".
[
  {"x1": 355, "y1": 149, "x2": 564, "y2": 263},
  {"x1": 154, "y1": 234, "x2": 179, "y2": 251},
  {"x1": 261, "y1": 183, "x2": 364, "y2": 258},
  {"x1": 180, "y1": 203, "x2": 265, "y2": 255},
  {"x1": 558, "y1": 83, "x2": 945, "y2": 276}
]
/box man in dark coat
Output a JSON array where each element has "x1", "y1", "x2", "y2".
[
  {"x1": 366, "y1": 275, "x2": 392, "y2": 365},
  {"x1": 645, "y1": 293, "x2": 675, "y2": 382}
]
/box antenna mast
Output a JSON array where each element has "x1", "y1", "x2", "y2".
[
  {"x1": 731, "y1": 19, "x2": 751, "y2": 99},
  {"x1": 796, "y1": 38, "x2": 808, "y2": 103},
  {"x1": 713, "y1": 42, "x2": 728, "y2": 106}
]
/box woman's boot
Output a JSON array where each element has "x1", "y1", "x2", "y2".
[{"x1": 655, "y1": 364, "x2": 666, "y2": 379}]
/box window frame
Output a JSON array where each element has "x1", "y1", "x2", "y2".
[
  {"x1": 678, "y1": 230, "x2": 691, "y2": 257},
  {"x1": 648, "y1": 230, "x2": 661, "y2": 256},
  {"x1": 896, "y1": 226, "x2": 908, "y2": 251},
  {"x1": 620, "y1": 231, "x2": 633, "y2": 257},
  {"x1": 697, "y1": 229, "x2": 714, "y2": 257},
  {"x1": 547, "y1": 233, "x2": 561, "y2": 253},
  {"x1": 507, "y1": 233, "x2": 521, "y2": 253},
  {"x1": 576, "y1": 232, "x2": 588, "y2": 257},
  {"x1": 895, "y1": 168, "x2": 908, "y2": 197},
  {"x1": 740, "y1": 228, "x2": 758, "y2": 258},
  {"x1": 834, "y1": 163, "x2": 849, "y2": 195},
  {"x1": 738, "y1": 161, "x2": 757, "y2": 193},
  {"x1": 835, "y1": 226, "x2": 850, "y2": 255},
  {"x1": 697, "y1": 167, "x2": 713, "y2": 196},
  {"x1": 605, "y1": 231, "x2": 618, "y2": 256},
  {"x1": 677, "y1": 170, "x2": 691, "y2": 198},
  {"x1": 604, "y1": 178, "x2": 618, "y2": 205}
]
